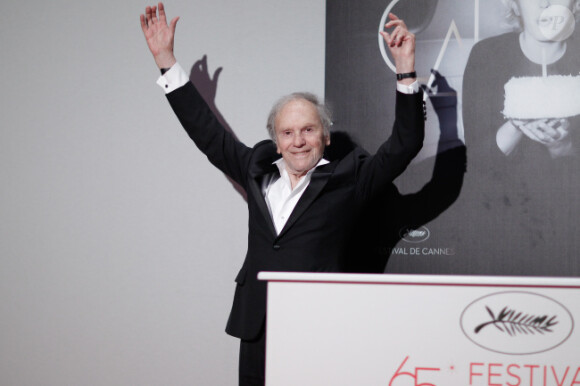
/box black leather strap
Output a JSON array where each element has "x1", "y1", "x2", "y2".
[{"x1": 396, "y1": 71, "x2": 417, "y2": 80}]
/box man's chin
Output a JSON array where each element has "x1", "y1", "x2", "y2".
[{"x1": 286, "y1": 162, "x2": 315, "y2": 176}]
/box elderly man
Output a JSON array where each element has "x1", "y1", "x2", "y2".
[{"x1": 140, "y1": 3, "x2": 424, "y2": 385}]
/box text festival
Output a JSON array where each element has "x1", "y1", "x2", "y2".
[
  {"x1": 389, "y1": 356, "x2": 580, "y2": 386},
  {"x1": 384, "y1": 247, "x2": 455, "y2": 256}
]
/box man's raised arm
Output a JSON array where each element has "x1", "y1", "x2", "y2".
[{"x1": 380, "y1": 13, "x2": 417, "y2": 91}]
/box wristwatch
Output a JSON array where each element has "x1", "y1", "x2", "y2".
[{"x1": 396, "y1": 71, "x2": 417, "y2": 80}]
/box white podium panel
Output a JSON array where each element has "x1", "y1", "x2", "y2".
[{"x1": 258, "y1": 272, "x2": 580, "y2": 386}]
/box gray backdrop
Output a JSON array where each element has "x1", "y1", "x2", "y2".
[{"x1": 0, "y1": 1, "x2": 325, "y2": 384}]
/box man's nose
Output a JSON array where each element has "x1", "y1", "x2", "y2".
[{"x1": 293, "y1": 133, "x2": 306, "y2": 146}]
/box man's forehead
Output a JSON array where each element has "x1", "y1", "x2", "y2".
[
  {"x1": 276, "y1": 99, "x2": 320, "y2": 121},
  {"x1": 281, "y1": 98, "x2": 317, "y2": 111}
]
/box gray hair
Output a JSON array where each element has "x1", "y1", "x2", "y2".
[
  {"x1": 500, "y1": 0, "x2": 580, "y2": 29},
  {"x1": 266, "y1": 92, "x2": 332, "y2": 143}
]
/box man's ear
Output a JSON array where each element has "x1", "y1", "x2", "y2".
[{"x1": 325, "y1": 134, "x2": 331, "y2": 147}]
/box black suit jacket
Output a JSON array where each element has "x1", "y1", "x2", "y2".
[{"x1": 166, "y1": 82, "x2": 424, "y2": 340}]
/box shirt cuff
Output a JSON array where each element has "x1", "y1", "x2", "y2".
[
  {"x1": 396, "y1": 80, "x2": 419, "y2": 94},
  {"x1": 156, "y1": 62, "x2": 189, "y2": 94}
]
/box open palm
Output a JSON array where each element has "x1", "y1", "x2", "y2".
[{"x1": 140, "y1": 2, "x2": 179, "y2": 69}]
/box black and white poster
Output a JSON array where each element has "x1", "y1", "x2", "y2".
[{"x1": 326, "y1": 0, "x2": 580, "y2": 276}]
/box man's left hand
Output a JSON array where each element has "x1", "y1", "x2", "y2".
[{"x1": 380, "y1": 13, "x2": 416, "y2": 77}]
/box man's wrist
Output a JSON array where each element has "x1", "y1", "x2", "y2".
[
  {"x1": 395, "y1": 60, "x2": 416, "y2": 85},
  {"x1": 396, "y1": 71, "x2": 416, "y2": 81},
  {"x1": 154, "y1": 53, "x2": 177, "y2": 71}
]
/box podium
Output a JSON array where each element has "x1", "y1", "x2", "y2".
[{"x1": 258, "y1": 272, "x2": 580, "y2": 386}]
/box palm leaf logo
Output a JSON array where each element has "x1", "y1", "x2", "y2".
[{"x1": 474, "y1": 306, "x2": 559, "y2": 336}]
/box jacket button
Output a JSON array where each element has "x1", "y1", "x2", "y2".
[{"x1": 273, "y1": 244, "x2": 281, "y2": 250}]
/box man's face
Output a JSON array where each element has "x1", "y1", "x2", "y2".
[
  {"x1": 516, "y1": 0, "x2": 575, "y2": 41},
  {"x1": 274, "y1": 99, "x2": 330, "y2": 178}
]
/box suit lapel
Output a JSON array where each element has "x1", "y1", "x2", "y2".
[
  {"x1": 277, "y1": 162, "x2": 337, "y2": 238},
  {"x1": 246, "y1": 150, "x2": 338, "y2": 239},
  {"x1": 247, "y1": 155, "x2": 279, "y2": 237}
]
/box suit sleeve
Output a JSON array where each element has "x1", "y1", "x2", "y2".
[
  {"x1": 165, "y1": 81, "x2": 253, "y2": 189},
  {"x1": 355, "y1": 90, "x2": 425, "y2": 200}
]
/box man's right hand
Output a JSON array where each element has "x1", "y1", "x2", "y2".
[{"x1": 140, "y1": 2, "x2": 179, "y2": 70}]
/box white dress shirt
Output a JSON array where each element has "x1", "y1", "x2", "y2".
[{"x1": 264, "y1": 158, "x2": 329, "y2": 234}]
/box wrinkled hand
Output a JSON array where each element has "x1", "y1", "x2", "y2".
[
  {"x1": 512, "y1": 118, "x2": 574, "y2": 157},
  {"x1": 140, "y1": 2, "x2": 179, "y2": 69},
  {"x1": 380, "y1": 13, "x2": 415, "y2": 75},
  {"x1": 512, "y1": 118, "x2": 570, "y2": 144}
]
